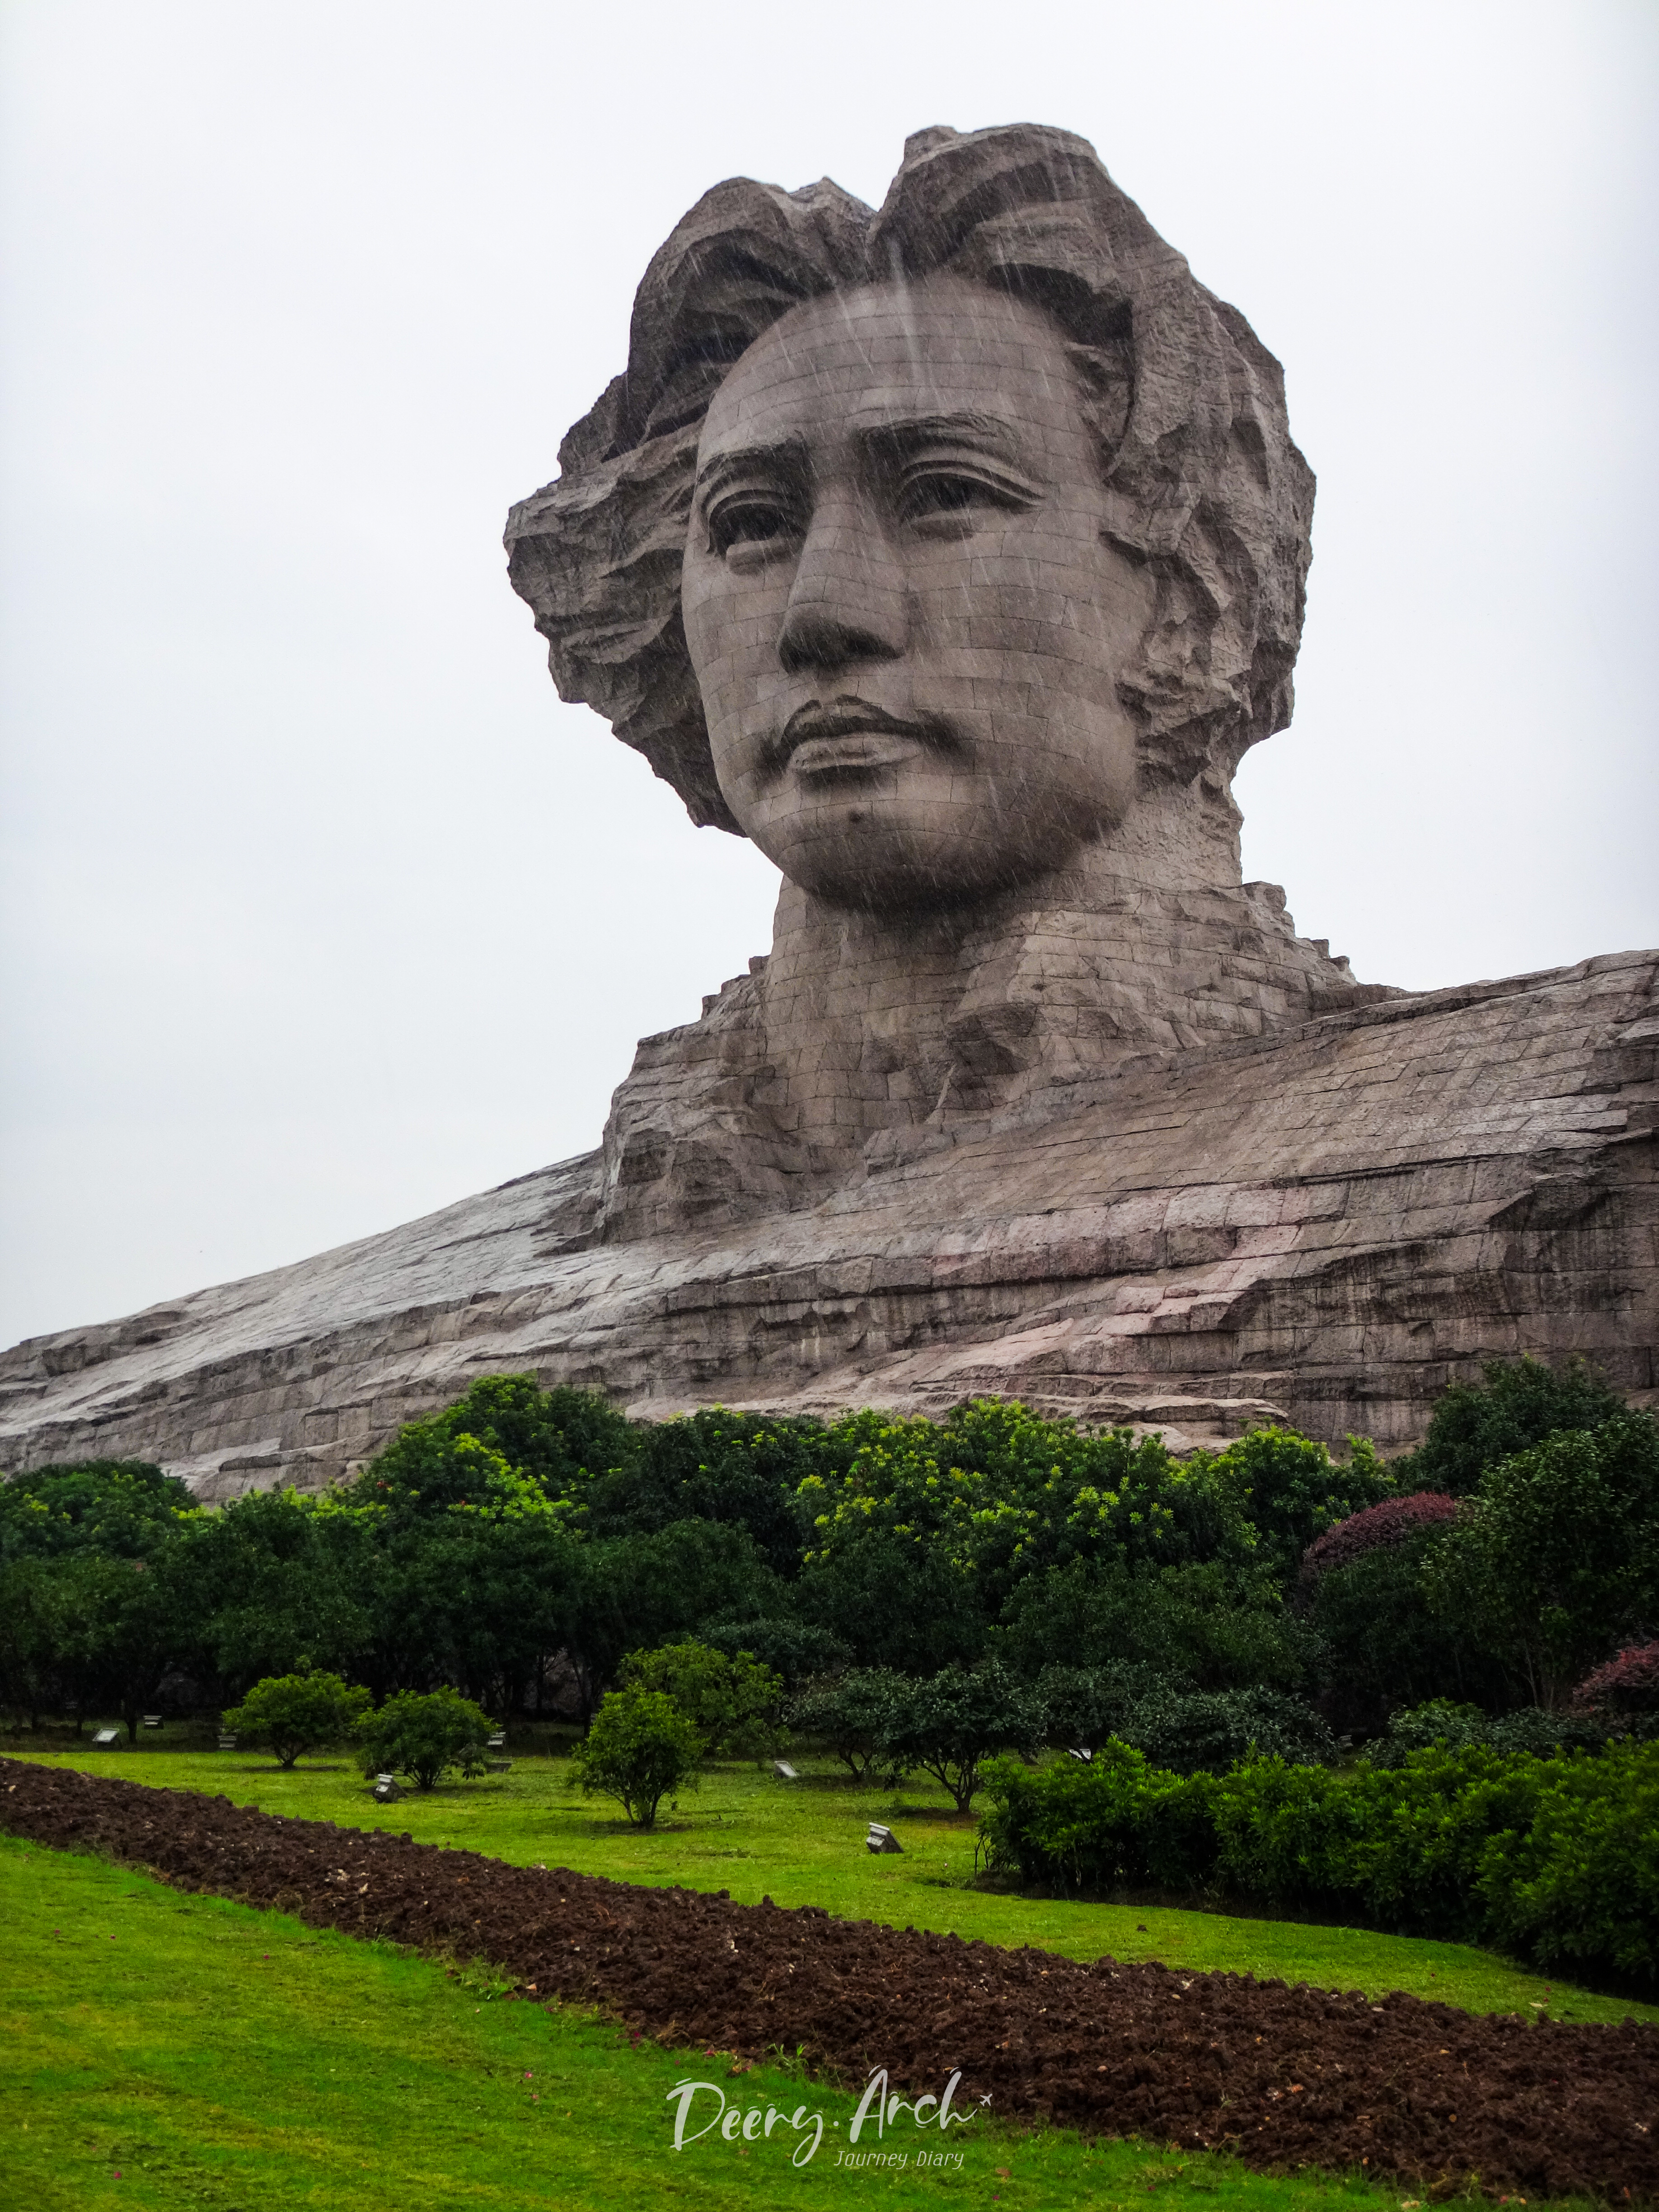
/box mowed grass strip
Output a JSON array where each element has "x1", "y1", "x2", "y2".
[
  {"x1": 12, "y1": 1736, "x2": 1654, "y2": 2029},
  {"x1": 1, "y1": 1833, "x2": 1611, "y2": 2212}
]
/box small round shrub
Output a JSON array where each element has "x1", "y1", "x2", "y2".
[
  {"x1": 222, "y1": 1668, "x2": 371, "y2": 1770},
  {"x1": 356, "y1": 1687, "x2": 492, "y2": 1790},
  {"x1": 572, "y1": 1686, "x2": 701, "y2": 1828}
]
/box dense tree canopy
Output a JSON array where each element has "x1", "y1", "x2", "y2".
[{"x1": 3, "y1": 1361, "x2": 1651, "y2": 1762}]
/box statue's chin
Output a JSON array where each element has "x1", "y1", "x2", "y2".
[{"x1": 755, "y1": 816, "x2": 1086, "y2": 918}]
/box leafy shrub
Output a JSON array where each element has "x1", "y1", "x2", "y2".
[
  {"x1": 1362, "y1": 1698, "x2": 1607, "y2": 1768},
  {"x1": 570, "y1": 1685, "x2": 700, "y2": 1828},
  {"x1": 617, "y1": 1640, "x2": 783, "y2": 1759},
  {"x1": 1573, "y1": 1640, "x2": 1659, "y2": 1720},
  {"x1": 979, "y1": 1737, "x2": 1659, "y2": 1992},
  {"x1": 1298, "y1": 1492, "x2": 1457, "y2": 1586},
  {"x1": 356, "y1": 1687, "x2": 492, "y2": 1790},
  {"x1": 979, "y1": 1743, "x2": 1218, "y2": 1894},
  {"x1": 1474, "y1": 1740, "x2": 1659, "y2": 1981},
  {"x1": 1483, "y1": 1705, "x2": 1610, "y2": 1757},
  {"x1": 1118, "y1": 1684, "x2": 1336, "y2": 1776},
  {"x1": 221, "y1": 1667, "x2": 371, "y2": 1769},
  {"x1": 1207, "y1": 1757, "x2": 1368, "y2": 1909}
]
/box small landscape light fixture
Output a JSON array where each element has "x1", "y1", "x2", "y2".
[
  {"x1": 773, "y1": 1759, "x2": 799, "y2": 1780},
  {"x1": 866, "y1": 1821, "x2": 902, "y2": 1855}
]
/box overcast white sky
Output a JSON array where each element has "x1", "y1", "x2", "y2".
[{"x1": 2, "y1": 0, "x2": 1655, "y2": 1352}]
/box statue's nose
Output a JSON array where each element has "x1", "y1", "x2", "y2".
[{"x1": 777, "y1": 491, "x2": 907, "y2": 675}]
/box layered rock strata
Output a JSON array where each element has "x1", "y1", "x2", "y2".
[{"x1": 1, "y1": 945, "x2": 1651, "y2": 1497}]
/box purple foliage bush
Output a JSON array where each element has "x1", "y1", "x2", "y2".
[
  {"x1": 1573, "y1": 1641, "x2": 1659, "y2": 1715},
  {"x1": 1299, "y1": 1491, "x2": 1459, "y2": 1585}
]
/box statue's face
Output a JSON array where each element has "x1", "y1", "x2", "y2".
[{"x1": 682, "y1": 274, "x2": 1154, "y2": 910}]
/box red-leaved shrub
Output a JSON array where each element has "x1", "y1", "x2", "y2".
[
  {"x1": 1299, "y1": 1491, "x2": 1459, "y2": 1584},
  {"x1": 1572, "y1": 1641, "x2": 1659, "y2": 1715}
]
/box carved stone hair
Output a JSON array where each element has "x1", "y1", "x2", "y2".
[{"x1": 505, "y1": 123, "x2": 1314, "y2": 836}]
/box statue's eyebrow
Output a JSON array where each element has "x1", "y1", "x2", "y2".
[
  {"x1": 694, "y1": 435, "x2": 811, "y2": 497},
  {"x1": 695, "y1": 410, "x2": 1036, "y2": 497},
  {"x1": 856, "y1": 410, "x2": 1033, "y2": 467}
]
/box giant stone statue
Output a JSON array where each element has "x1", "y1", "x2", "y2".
[
  {"x1": 506, "y1": 124, "x2": 1391, "y2": 1240},
  {"x1": 1, "y1": 126, "x2": 1653, "y2": 1494}
]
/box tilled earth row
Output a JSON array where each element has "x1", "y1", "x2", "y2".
[{"x1": 4, "y1": 1757, "x2": 1654, "y2": 2199}]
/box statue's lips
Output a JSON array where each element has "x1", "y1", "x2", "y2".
[{"x1": 770, "y1": 700, "x2": 939, "y2": 779}]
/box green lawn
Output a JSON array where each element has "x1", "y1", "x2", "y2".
[
  {"x1": 0, "y1": 1833, "x2": 1599, "y2": 2212},
  {"x1": 9, "y1": 1731, "x2": 1653, "y2": 2028}
]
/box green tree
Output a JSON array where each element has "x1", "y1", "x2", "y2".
[
  {"x1": 174, "y1": 1490, "x2": 371, "y2": 1697},
  {"x1": 1401, "y1": 1356, "x2": 1628, "y2": 1496},
  {"x1": 0, "y1": 1458, "x2": 193, "y2": 1563},
  {"x1": 358, "y1": 1511, "x2": 581, "y2": 1709},
  {"x1": 699, "y1": 1615, "x2": 850, "y2": 1687},
  {"x1": 1309, "y1": 1532, "x2": 1506, "y2": 1730},
  {"x1": 1193, "y1": 1427, "x2": 1393, "y2": 1588},
  {"x1": 354, "y1": 1374, "x2": 633, "y2": 1517},
  {"x1": 560, "y1": 1520, "x2": 782, "y2": 1720},
  {"x1": 0, "y1": 1555, "x2": 78, "y2": 1727},
  {"x1": 15, "y1": 1550, "x2": 183, "y2": 1741},
  {"x1": 221, "y1": 1667, "x2": 372, "y2": 1768},
  {"x1": 587, "y1": 1407, "x2": 833, "y2": 1578},
  {"x1": 997, "y1": 1555, "x2": 1306, "y2": 1690},
  {"x1": 570, "y1": 1685, "x2": 701, "y2": 1828},
  {"x1": 356, "y1": 1687, "x2": 492, "y2": 1789},
  {"x1": 796, "y1": 1529, "x2": 989, "y2": 1673},
  {"x1": 876, "y1": 1660, "x2": 1045, "y2": 1812},
  {"x1": 1421, "y1": 1415, "x2": 1659, "y2": 1707},
  {"x1": 617, "y1": 1640, "x2": 783, "y2": 1759},
  {"x1": 785, "y1": 1668, "x2": 913, "y2": 1782}
]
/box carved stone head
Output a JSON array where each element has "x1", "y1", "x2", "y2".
[{"x1": 507, "y1": 124, "x2": 1313, "y2": 912}]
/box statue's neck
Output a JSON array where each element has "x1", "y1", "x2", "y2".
[
  {"x1": 755, "y1": 788, "x2": 1283, "y2": 1148},
  {"x1": 596, "y1": 789, "x2": 1393, "y2": 1237}
]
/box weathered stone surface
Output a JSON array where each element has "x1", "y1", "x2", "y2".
[
  {"x1": 3, "y1": 124, "x2": 1650, "y2": 1490},
  {"x1": 0, "y1": 950, "x2": 1652, "y2": 1493}
]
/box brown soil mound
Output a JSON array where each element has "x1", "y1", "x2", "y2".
[{"x1": 4, "y1": 1757, "x2": 1654, "y2": 2199}]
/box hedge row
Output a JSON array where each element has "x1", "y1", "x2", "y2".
[{"x1": 979, "y1": 1738, "x2": 1659, "y2": 1993}]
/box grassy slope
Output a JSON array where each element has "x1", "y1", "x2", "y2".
[
  {"x1": 0, "y1": 1833, "x2": 1588, "y2": 2212},
  {"x1": 9, "y1": 1735, "x2": 1654, "y2": 2028}
]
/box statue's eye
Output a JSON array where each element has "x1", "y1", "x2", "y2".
[
  {"x1": 898, "y1": 469, "x2": 1023, "y2": 526},
  {"x1": 709, "y1": 497, "x2": 796, "y2": 554},
  {"x1": 904, "y1": 473, "x2": 979, "y2": 515}
]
